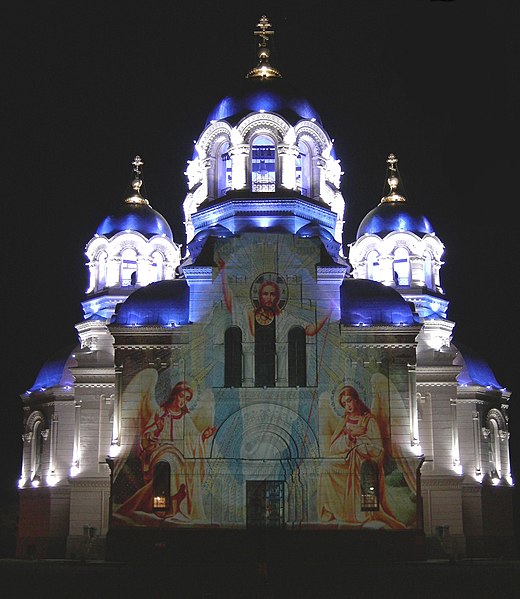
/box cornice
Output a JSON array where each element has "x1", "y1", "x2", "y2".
[{"x1": 421, "y1": 475, "x2": 464, "y2": 489}]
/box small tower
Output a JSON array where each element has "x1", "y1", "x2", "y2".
[
  {"x1": 83, "y1": 156, "x2": 181, "y2": 322},
  {"x1": 349, "y1": 153, "x2": 447, "y2": 320}
]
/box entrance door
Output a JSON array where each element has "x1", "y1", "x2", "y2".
[{"x1": 246, "y1": 480, "x2": 284, "y2": 528}]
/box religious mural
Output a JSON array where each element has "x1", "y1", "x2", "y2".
[{"x1": 111, "y1": 234, "x2": 419, "y2": 530}]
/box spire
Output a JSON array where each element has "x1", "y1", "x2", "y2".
[
  {"x1": 246, "y1": 15, "x2": 282, "y2": 79},
  {"x1": 381, "y1": 153, "x2": 406, "y2": 203},
  {"x1": 126, "y1": 155, "x2": 149, "y2": 205}
]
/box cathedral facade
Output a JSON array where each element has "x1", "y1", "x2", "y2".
[{"x1": 17, "y1": 17, "x2": 514, "y2": 561}]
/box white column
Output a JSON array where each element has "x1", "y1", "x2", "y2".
[
  {"x1": 472, "y1": 411, "x2": 482, "y2": 477},
  {"x1": 450, "y1": 398, "x2": 461, "y2": 472}
]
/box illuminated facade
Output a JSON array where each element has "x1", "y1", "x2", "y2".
[{"x1": 17, "y1": 16, "x2": 514, "y2": 561}]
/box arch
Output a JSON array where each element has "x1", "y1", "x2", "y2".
[
  {"x1": 251, "y1": 134, "x2": 277, "y2": 192},
  {"x1": 366, "y1": 249, "x2": 380, "y2": 282},
  {"x1": 224, "y1": 326, "x2": 243, "y2": 387},
  {"x1": 288, "y1": 326, "x2": 306, "y2": 387},
  {"x1": 98, "y1": 250, "x2": 108, "y2": 290},
  {"x1": 217, "y1": 139, "x2": 232, "y2": 197},
  {"x1": 152, "y1": 461, "x2": 171, "y2": 510},
  {"x1": 393, "y1": 246, "x2": 410, "y2": 286},
  {"x1": 486, "y1": 409, "x2": 505, "y2": 480},
  {"x1": 26, "y1": 411, "x2": 46, "y2": 482},
  {"x1": 360, "y1": 460, "x2": 380, "y2": 511},
  {"x1": 151, "y1": 250, "x2": 164, "y2": 283},
  {"x1": 423, "y1": 249, "x2": 434, "y2": 289},
  {"x1": 211, "y1": 403, "x2": 320, "y2": 460},
  {"x1": 121, "y1": 247, "x2": 137, "y2": 287},
  {"x1": 295, "y1": 139, "x2": 312, "y2": 196}
]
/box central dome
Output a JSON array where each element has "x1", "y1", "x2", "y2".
[{"x1": 205, "y1": 77, "x2": 323, "y2": 127}]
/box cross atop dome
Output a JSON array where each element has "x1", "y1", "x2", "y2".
[
  {"x1": 246, "y1": 15, "x2": 282, "y2": 79},
  {"x1": 127, "y1": 155, "x2": 149, "y2": 205},
  {"x1": 381, "y1": 153, "x2": 406, "y2": 203}
]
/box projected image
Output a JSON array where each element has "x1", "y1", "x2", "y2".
[{"x1": 110, "y1": 235, "x2": 419, "y2": 530}]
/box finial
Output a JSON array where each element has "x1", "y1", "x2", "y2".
[
  {"x1": 126, "y1": 155, "x2": 149, "y2": 205},
  {"x1": 132, "y1": 156, "x2": 143, "y2": 193},
  {"x1": 381, "y1": 153, "x2": 406, "y2": 203},
  {"x1": 246, "y1": 15, "x2": 282, "y2": 79}
]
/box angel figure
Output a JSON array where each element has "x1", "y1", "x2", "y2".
[
  {"x1": 318, "y1": 385, "x2": 404, "y2": 529},
  {"x1": 115, "y1": 378, "x2": 216, "y2": 523}
]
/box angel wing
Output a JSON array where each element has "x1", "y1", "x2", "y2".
[
  {"x1": 112, "y1": 368, "x2": 159, "y2": 481},
  {"x1": 371, "y1": 372, "x2": 417, "y2": 492},
  {"x1": 318, "y1": 391, "x2": 341, "y2": 457},
  {"x1": 190, "y1": 387, "x2": 215, "y2": 433}
]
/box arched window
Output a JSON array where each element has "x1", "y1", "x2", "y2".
[
  {"x1": 360, "y1": 460, "x2": 379, "y2": 511},
  {"x1": 224, "y1": 326, "x2": 243, "y2": 387},
  {"x1": 393, "y1": 247, "x2": 410, "y2": 286},
  {"x1": 121, "y1": 248, "x2": 137, "y2": 287},
  {"x1": 97, "y1": 250, "x2": 108, "y2": 291},
  {"x1": 367, "y1": 250, "x2": 380, "y2": 281},
  {"x1": 288, "y1": 326, "x2": 306, "y2": 387},
  {"x1": 218, "y1": 141, "x2": 232, "y2": 197},
  {"x1": 489, "y1": 419, "x2": 501, "y2": 480},
  {"x1": 295, "y1": 140, "x2": 311, "y2": 196},
  {"x1": 255, "y1": 319, "x2": 276, "y2": 387},
  {"x1": 153, "y1": 461, "x2": 170, "y2": 511},
  {"x1": 31, "y1": 420, "x2": 43, "y2": 482},
  {"x1": 151, "y1": 251, "x2": 164, "y2": 283},
  {"x1": 423, "y1": 250, "x2": 434, "y2": 289},
  {"x1": 251, "y1": 135, "x2": 276, "y2": 192}
]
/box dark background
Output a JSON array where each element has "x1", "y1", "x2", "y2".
[{"x1": 3, "y1": 1, "x2": 518, "y2": 545}]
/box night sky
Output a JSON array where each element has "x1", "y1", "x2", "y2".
[{"x1": 4, "y1": 1, "x2": 518, "y2": 531}]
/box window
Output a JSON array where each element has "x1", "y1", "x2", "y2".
[
  {"x1": 360, "y1": 460, "x2": 379, "y2": 511},
  {"x1": 218, "y1": 141, "x2": 232, "y2": 197},
  {"x1": 121, "y1": 248, "x2": 137, "y2": 287},
  {"x1": 251, "y1": 135, "x2": 276, "y2": 192},
  {"x1": 423, "y1": 250, "x2": 433, "y2": 289},
  {"x1": 393, "y1": 247, "x2": 410, "y2": 286},
  {"x1": 224, "y1": 326, "x2": 243, "y2": 387},
  {"x1": 153, "y1": 461, "x2": 170, "y2": 511},
  {"x1": 367, "y1": 250, "x2": 380, "y2": 281},
  {"x1": 246, "y1": 480, "x2": 284, "y2": 528},
  {"x1": 288, "y1": 326, "x2": 306, "y2": 387},
  {"x1": 98, "y1": 250, "x2": 108, "y2": 290},
  {"x1": 295, "y1": 140, "x2": 311, "y2": 196},
  {"x1": 489, "y1": 419, "x2": 501, "y2": 480},
  {"x1": 255, "y1": 319, "x2": 276, "y2": 387},
  {"x1": 30, "y1": 420, "x2": 43, "y2": 482},
  {"x1": 151, "y1": 251, "x2": 164, "y2": 282}
]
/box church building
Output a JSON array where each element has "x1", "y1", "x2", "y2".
[{"x1": 17, "y1": 16, "x2": 514, "y2": 561}]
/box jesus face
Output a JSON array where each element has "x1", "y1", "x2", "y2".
[{"x1": 259, "y1": 283, "x2": 279, "y2": 309}]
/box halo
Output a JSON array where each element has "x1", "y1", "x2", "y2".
[{"x1": 250, "y1": 272, "x2": 288, "y2": 311}]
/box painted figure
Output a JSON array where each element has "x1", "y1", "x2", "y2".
[
  {"x1": 217, "y1": 254, "x2": 329, "y2": 337},
  {"x1": 318, "y1": 385, "x2": 404, "y2": 529},
  {"x1": 249, "y1": 279, "x2": 282, "y2": 331},
  {"x1": 116, "y1": 381, "x2": 215, "y2": 522}
]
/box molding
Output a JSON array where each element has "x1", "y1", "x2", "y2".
[
  {"x1": 68, "y1": 477, "x2": 111, "y2": 489},
  {"x1": 421, "y1": 475, "x2": 464, "y2": 489}
]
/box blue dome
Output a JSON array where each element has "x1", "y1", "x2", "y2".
[
  {"x1": 112, "y1": 279, "x2": 190, "y2": 327},
  {"x1": 187, "y1": 225, "x2": 235, "y2": 264},
  {"x1": 29, "y1": 343, "x2": 78, "y2": 393},
  {"x1": 296, "y1": 222, "x2": 334, "y2": 241},
  {"x1": 205, "y1": 78, "x2": 322, "y2": 127},
  {"x1": 454, "y1": 341, "x2": 503, "y2": 390},
  {"x1": 340, "y1": 279, "x2": 416, "y2": 326},
  {"x1": 357, "y1": 201, "x2": 434, "y2": 239},
  {"x1": 96, "y1": 198, "x2": 173, "y2": 241}
]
